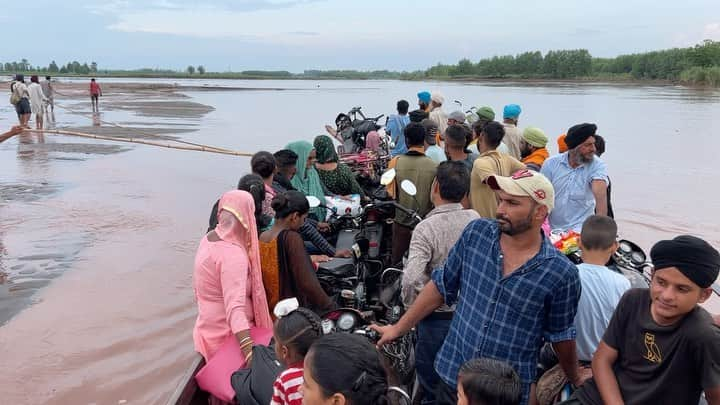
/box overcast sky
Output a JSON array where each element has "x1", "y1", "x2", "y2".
[{"x1": 3, "y1": 0, "x2": 719, "y2": 72}]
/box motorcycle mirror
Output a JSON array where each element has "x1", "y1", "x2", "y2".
[
  {"x1": 380, "y1": 168, "x2": 396, "y2": 186},
  {"x1": 306, "y1": 195, "x2": 321, "y2": 208},
  {"x1": 400, "y1": 180, "x2": 417, "y2": 196}
]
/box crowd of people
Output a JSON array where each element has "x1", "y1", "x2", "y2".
[
  {"x1": 8, "y1": 75, "x2": 103, "y2": 130},
  {"x1": 186, "y1": 89, "x2": 719, "y2": 405}
]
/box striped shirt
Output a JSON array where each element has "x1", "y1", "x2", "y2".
[{"x1": 271, "y1": 364, "x2": 304, "y2": 405}]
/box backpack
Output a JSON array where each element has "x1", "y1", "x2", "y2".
[
  {"x1": 9, "y1": 82, "x2": 20, "y2": 105},
  {"x1": 230, "y1": 344, "x2": 283, "y2": 405}
]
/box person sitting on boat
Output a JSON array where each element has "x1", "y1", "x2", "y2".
[
  {"x1": 193, "y1": 190, "x2": 273, "y2": 362},
  {"x1": 421, "y1": 119, "x2": 446, "y2": 164},
  {"x1": 469, "y1": 121, "x2": 526, "y2": 219},
  {"x1": 313, "y1": 135, "x2": 365, "y2": 197},
  {"x1": 401, "y1": 161, "x2": 479, "y2": 404},
  {"x1": 272, "y1": 149, "x2": 352, "y2": 259},
  {"x1": 387, "y1": 99, "x2": 410, "y2": 156},
  {"x1": 541, "y1": 123, "x2": 608, "y2": 232},
  {"x1": 373, "y1": 169, "x2": 588, "y2": 405},
  {"x1": 271, "y1": 299, "x2": 323, "y2": 405},
  {"x1": 520, "y1": 127, "x2": 549, "y2": 171},
  {"x1": 251, "y1": 151, "x2": 280, "y2": 223},
  {"x1": 302, "y1": 333, "x2": 389, "y2": 405},
  {"x1": 458, "y1": 358, "x2": 522, "y2": 405},
  {"x1": 207, "y1": 174, "x2": 272, "y2": 234},
  {"x1": 564, "y1": 235, "x2": 720, "y2": 405},
  {"x1": 259, "y1": 191, "x2": 335, "y2": 315},
  {"x1": 285, "y1": 140, "x2": 327, "y2": 221},
  {"x1": 385, "y1": 122, "x2": 438, "y2": 265}
]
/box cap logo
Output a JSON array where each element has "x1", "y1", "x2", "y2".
[
  {"x1": 534, "y1": 190, "x2": 547, "y2": 200},
  {"x1": 511, "y1": 169, "x2": 533, "y2": 180}
]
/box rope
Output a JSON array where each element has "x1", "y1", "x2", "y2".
[{"x1": 24, "y1": 128, "x2": 253, "y2": 157}]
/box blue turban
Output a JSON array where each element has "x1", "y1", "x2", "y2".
[
  {"x1": 503, "y1": 104, "x2": 522, "y2": 119},
  {"x1": 417, "y1": 91, "x2": 431, "y2": 104}
]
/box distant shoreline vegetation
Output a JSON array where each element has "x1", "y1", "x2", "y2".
[{"x1": 2, "y1": 40, "x2": 719, "y2": 87}]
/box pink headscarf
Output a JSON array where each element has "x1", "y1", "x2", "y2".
[
  {"x1": 215, "y1": 190, "x2": 273, "y2": 329},
  {"x1": 365, "y1": 130, "x2": 381, "y2": 152}
]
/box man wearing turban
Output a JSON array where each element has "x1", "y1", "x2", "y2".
[
  {"x1": 540, "y1": 123, "x2": 608, "y2": 232},
  {"x1": 428, "y1": 92, "x2": 448, "y2": 146},
  {"x1": 501, "y1": 104, "x2": 523, "y2": 160},
  {"x1": 568, "y1": 235, "x2": 720, "y2": 405},
  {"x1": 520, "y1": 126, "x2": 549, "y2": 171}
]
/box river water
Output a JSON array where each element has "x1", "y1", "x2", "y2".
[{"x1": 0, "y1": 79, "x2": 718, "y2": 404}]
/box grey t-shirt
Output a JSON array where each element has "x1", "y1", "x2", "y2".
[{"x1": 576, "y1": 288, "x2": 720, "y2": 405}]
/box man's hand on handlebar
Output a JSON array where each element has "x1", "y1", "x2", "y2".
[
  {"x1": 368, "y1": 323, "x2": 403, "y2": 348},
  {"x1": 317, "y1": 222, "x2": 331, "y2": 233}
]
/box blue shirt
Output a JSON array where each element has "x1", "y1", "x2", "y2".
[
  {"x1": 387, "y1": 114, "x2": 410, "y2": 156},
  {"x1": 424, "y1": 145, "x2": 446, "y2": 164},
  {"x1": 574, "y1": 263, "x2": 630, "y2": 362},
  {"x1": 540, "y1": 153, "x2": 608, "y2": 232},
  {"x1": 431, "y1": 219, "x2": 580, "y2": 405}
]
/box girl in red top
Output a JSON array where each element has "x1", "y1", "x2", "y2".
[{"x1": 271, "y1": 299, "x2": 323, "y2": 405}]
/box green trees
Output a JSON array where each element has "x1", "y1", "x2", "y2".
[
  {"x1": 197, "y1": 65, "x2": 205, "y2": 74},
  {"x1": 186, "y1": 65, "x2": 195, "y2": 74}
]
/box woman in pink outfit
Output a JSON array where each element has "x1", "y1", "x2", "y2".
[{"x1": 193, "y1": 190, "x2": 273, "y2": 363}]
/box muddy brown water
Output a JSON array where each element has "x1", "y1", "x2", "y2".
[{"x1": 0, "y1": 79, "x2": 718, "y2": 404}]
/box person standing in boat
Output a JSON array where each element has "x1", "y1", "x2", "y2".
[
  {"x1": 444, "y1": 124, "x2": 478, "y2": 172},
  {"x1": 519, "y1": 127, "x2": 549, "y2": 171},
  {"x1": 501, "y1": 104, "x2": 523, "y2": 160},
  {"x1": 467, "y1": 106, "x2": 495, "y2": 155},
  {"x1": 541, "y1": 123, "x2": 608, "y2": 232},
  {"x1": 592, "y1": 135, "x2": 614, "y2": 219},
  {"x1": 385, "y1": 122, "x2": 438, "y2": 265},
  {"x1": 387, "y1": 99, "x2": 411, "y2": 156},
  {"x1": 564, "y1": 235, "x2": 720, "y2": 405},
  {"x1": 401, "y1": 161, "x2": 479, "y2": 404},
  {"x1": 428, "y1": 92, "x2": 448, "y2": 146},
  {"x1": 421, "y1": 119, "x2": 446, "y2": 164},
  {"x1": 418, "y1": 91, "x2": 432, "y2": 112},
  {"x1": 373, "y1": 169, "x2": 587, "y2": 405},
  {"x1": 469, "y1": 121, "x2": 526, "y2": 218},
  {"x1": 193, "y1": 190, "x2": 273, "y2": 362}
]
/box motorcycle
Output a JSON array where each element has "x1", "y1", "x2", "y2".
[{"x1": 333, "y1": 106, "x2": 386, "y2": 154}]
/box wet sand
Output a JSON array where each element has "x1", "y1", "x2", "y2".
[{"x1": 0, "y1": 79, "x2": 718, "y2": 404}]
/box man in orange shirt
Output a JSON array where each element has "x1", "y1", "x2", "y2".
[{"x1": 520, "y1": 127, "x2": 550, "y2": 171}]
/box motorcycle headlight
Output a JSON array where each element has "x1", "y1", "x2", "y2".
[{"x1": 337, "y1": 313, "x2": 356, "y2": 331}]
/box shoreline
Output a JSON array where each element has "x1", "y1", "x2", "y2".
[{"x1": 3, "y1": 73, "x2": 716, "y2": 89}]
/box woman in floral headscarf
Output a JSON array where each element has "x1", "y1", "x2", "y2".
[
  {"x1": 193, "y1": 190, "x2": 273, "y2": 362},
  {"x1": 313, "y1": 135, "x2": 365, "y2": 197}
]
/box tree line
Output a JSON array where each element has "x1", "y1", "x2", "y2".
[{"x1": 411, "y1": 40, "x2": 720, "y2": 86}]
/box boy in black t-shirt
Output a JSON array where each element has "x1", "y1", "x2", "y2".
[{"x1": 561, "y1": 235, "x2": 720, "y2": 405}]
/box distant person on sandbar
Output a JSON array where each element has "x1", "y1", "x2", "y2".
[
  {"x1": 90, "y1": 78, "x2": 102, "y2": 112},
  {"x1": 11, "y1": 74, "x2": 31, "y2": 128},
  {"x1": 28, "y1": 76, "x2": 48, "y2": 130},
  {"x1": 41, "y1": 76, "x2": 54, "y2": 114}
]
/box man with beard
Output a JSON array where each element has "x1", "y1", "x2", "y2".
[
  {"x1": 372, "y1": 169, "x2": 585, "y2": 405},
  {"x1": 520, "y1": 127, "x2": 549, "y2": 171},
  {"x1": 541, "y1": 123, "x2": 608, "y2": 232}
]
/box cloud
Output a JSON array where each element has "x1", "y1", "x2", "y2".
[{"x1": 88, "y1": 0, "x2": 322, "y2": 14}]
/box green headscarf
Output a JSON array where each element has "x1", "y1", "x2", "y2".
[
  {"x1": 313, "y1": 135, "x2": 338, "y2": 163},
  {"x1": 285, "y1": 140, "x2": 326, "y2": 220}
]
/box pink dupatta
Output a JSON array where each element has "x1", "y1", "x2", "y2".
[{"x1": 215, "y1": 190, "x2": 273, "y2": 330}]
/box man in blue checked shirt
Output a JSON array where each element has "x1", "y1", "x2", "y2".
[{"x1": 372, "y1": 169, "x2": 588, "y2": 405}]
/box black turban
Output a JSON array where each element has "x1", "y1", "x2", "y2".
[
  {"x1": 564, "y1": 123, "x2": 597, "y2": 150},
  {"x1": 650, "y1": 235, "x2": 720, "y2": 288},
  {"x1": 409, "y1": 109, "x2": 429, "y2": 123}
]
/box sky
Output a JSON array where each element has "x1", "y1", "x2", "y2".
[{"x1": 2, "y1": 0, "x2": 719, "y2": 72}]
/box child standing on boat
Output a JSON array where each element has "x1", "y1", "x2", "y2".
[{"x1": 271, "y1": 298, "x2": 323, "y2": 405}]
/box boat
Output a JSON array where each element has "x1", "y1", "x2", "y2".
[{"x1": 165, "y1": 355, "x2": 206, "y2": 405}]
